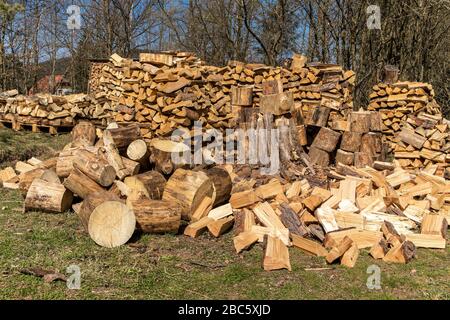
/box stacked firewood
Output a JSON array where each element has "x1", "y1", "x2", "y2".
[
  {"x1": 93, "y1": 52, "x2": 355, "y2": 138},
  {"x1": 1, "y1": 123, "x2": 448, "y2": 271},
  {"x1": 368, "y1": 81, "x2": 441, "y2": 134},
  {"x1": 0, "y1": 92, "x2": 113, "y2": 128},
  {"x1": 390, "y1": 112, "x2": 450, "y2": 174}
]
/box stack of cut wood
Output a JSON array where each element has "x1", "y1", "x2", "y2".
[
  {"x1": 390, "y1": 112, "x2": 450, "y2": 173},
  {"x1": 0, "y1": 92, "x2": 114, "y2": 130},
  {"x1": 306, "y1": 109, "x2": 388, "y2": 168},
  {"x1": 367, "y1": 81, "x2": 441, "y2": 134},
  {"x1": 93, "y1": 52, "x2": 354, "y2": 138},
  {"x1": 88, "y1": 60, "x2": 108, "y2": 95}
]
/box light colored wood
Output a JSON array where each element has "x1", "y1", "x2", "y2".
[
  {"x1": 324, "y1": 229, "x2": 383, "y2": 249},
  {"x1": 88, "y1": 201, "x2": 136, "y2": 248},
  {"x1": 24, "y1": 179, "x2": 73, "y2": 213},
  {"x1": 420, "y1": 214, "x2": 447, "y2": 238},
  {"x1": 263, "y1": 236, "x2": 291, "y2": 271},
  {"x1": 207, "y1": 216, "x2": 234, "y2": 237},
  {"x1": 124, "y1": 171, "x2": 166, "y2": 200},
  {"x1": 184, "y1": 216, "x2": 214, "y2": 238},
  {"x1": 404, "y1": 234, "x2": 446, "y2": 249},
  {"x1": 63, "y1": 167, "x2": 104, "y2": 199},
  {"x1": 0, "y1": 167, "x2": 16, "y2": 183},
  {"x1": 383, "y1": 241, "x2": 416, "y2": 263},
  {"x1": 291, "y1": 234, "x2": 328, "y2": 257},
  {"x1": 315, "y1": 207, "x2": 339, "y2": 233},
  {"x1": 326, "y1": 236, "x2": 354, "y2": 264},
  {"x1": 191, "y1": 196, "x2": 212, "y2": 222},
  {"x1": 208, "y1": 203, "x2": 233, "y2": 221},
  {"x1": 73, "y1": 149, "x2": 116, "y2": 187},
  {"x1": 253, "y1": 202, "x2": 290, "y2": 245},
  {"x1": 234, "y1": 231, "x2": 259, "y2": 253},
  {"x1": 341, "y1": 243, "x2": 359, "y2": 268}
]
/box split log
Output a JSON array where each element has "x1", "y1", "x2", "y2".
[
  {"x1": 184, "y1": 216, "x2": 214, "y2": 238},
  {"x1": 234, "y1": 231, "x2": 259, "y2": 253},
  {"x1": 420, "y1": 214, "x2": 448, "y2": 238},
  {"x1": 263, "y1": 236, "x2": 292, "y2": 271},
  {"x1": 260, "y1": 92, "x2": 294, "y2": 115},
  {"x1": 18, "y1": 168, "x2": 45, "y2": 196},
  {"x1": 71, "y1": 121, "x2": 96, "y2": 147},
  {"x1": 383, "y1": 241, "x2": 416, "y2": 264},
  {"x1": 308, "y1": 146, "x2": 330, "y2": 167},
  {"x1": 349, "y1": 111, "x2": 371, "y2": 133},
  {"x1": 207, "y1": 216, "x2": 234, "y2": 237},
  {"x1": 341, "y1": 243, "x2": 359, "y2": 268},
  {"x1": 88, "y1": 201, "x2": 136, "y2": 248},
  {"x1": 308, "y1": 106, "x2": 330, "y2": 127},
  {"x1": 56, "y1": 148, "x2": 79, "y2": 178},
  {"x1": 291, "y1": 234, "x2": 328, "y2": 257},
  {"x1": 369, "y1": 238, "x2": 389, "y2": 259},
  {"x1": 63, "y1": 167, "x2": 105, "y2": 199},
  {"x1": 163, "y1": 169, "x2": 214, "y2": 220},
  {"x1": 127, "y1": 198, "x2": 181, "y2": 234},
  {"x1": 24, "y1": 179, "x2": 73, "y2": 213},
  {"x1": 124, "y1": 171, "x2": 166, "y2": 200},
  {"x1": 73, "y1": 149, "x2": 116, "y2": 187},
  {"x1": 326, "y1": 236, "x2": 354, "y2": 264}
]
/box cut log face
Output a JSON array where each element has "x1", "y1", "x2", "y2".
[
  {"x1": 77, "y1": 191, "x2": 119, "y2": 231},
  {"x1": 383, "y1": 241, "x2": 416, "y2": 264},
  {"x1": 260, "y1": 92, "x2": 294, "y2": 115},
  {"x1": 197, "y1": 167, "x2": 232, "y2": 206},
  {"x1": 163, "y1": 169, "x2": 214, "y2": 221},
  {"x1": 307, "y1": 106, "x2": 331, "y2": 127},
  {"x1": 308, "y1": 146, "x2": 330, "y2": 167},
  {"x1": 340, "y1": 132, "x2": 362, "y2": 152},
  {"x1": 127, "y1": 139, "x2": 150, "y2": 164},
  {"x1": 349, "y1": 111, "x2": 371, "y2": 133},
  {"x1": 24, "y1": 179, "x2": 73, "y2": 213},
  {"x1": 72, "y1": 121, "x2": 96, "y2": 147},
  {"x1": 88, "y1": 201, "x2": 136, "y2": 248},
  {"x1": 336, "y1": 149, "x2": 354, "y2": 166},
  {"x1": 128, "y1": 199, "x2": 181, "y2": 234}
]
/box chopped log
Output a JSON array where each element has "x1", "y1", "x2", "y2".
[
  {"x1": 191, "y1": 196, "x2": 212, "y2": 222},
  {"x1": 233, "y1": 231, "x2": 259, "y2": 253},
  {"x1": 24, "y1": 179, "x2": 73, "y2": 213},
  {"x1": 326, "y1": 236, "x2": 354, "y2": 264},
  {"x1": 263, "y1": 236, "x2": 291, "y2": 271},
  {"x1": 308, "y1": 106, "x2": 331, "y2": 127},
  {"x1": 234, "y1": 208, "x2": 255, "y2": 235},
  {"x1": 354, "y1": 152, "x2": 374, "y2": 168},
  {"x1": 324, "y1": 229, "x2": 383, "y2": 249},
  {"x1": 149, "y1": 139, "x2": 189, "y2": 175},
  {"x1": 71, "y1": 121, "x2": 96, "y2": 147},
  {"x1": 383, "y1": 241, "x2": 416, "y2": 264},
  {"x1": 231, "y1": 86, "x2": 253, "y2": 106},
  {"x1": 124, "y1": 171, "x2": 166, "y2": 200},
  {"x1": 381, "y1": 221, "x2": 404, "y2": 247},
  {"x1": 341, "y1": 243, "x2": 359, "y2": 268},
  {"x1": 297, "y1": 125, "x2": 308, "y2": 146},
  {"x1": 262, "y1": 79, "x2": 283, "y2": 95},
  {"x1": 349, "y1": 111, "x2": 371, "y2": 133},
  {"x1": 314, "y1": 207, "x2": 339, "y2": 233},
  {"x1": 420, "y1": 214, "x2": 448, "y2": 238},
  {"x1": 260, "y1": 92, "x2": 294, "y2": 115},
  {"x1": 18, "y1": 168, "x2": 45, "y2": 196},
  {"x1": 404, "y1": 234, "x2": 446, "y2": 249},
  {"x1": 340, "y1": 132, "x2": 362, "y2": 152},
  {"x1": 103, "y1": 124, "x2": 141, "y2": 149},
  {"x1": 279, "y1": 203, "x2": 308, "y2": 237},
  {"x1": 0, "y1": 167, "x2": 16, "y2": 183},
  {"x1": 184, "y1": 216, "x2": 214, "y2": 238},
  {"x1": 163, "y1": 169, "x2": 214, "y2": 220},
  {"x1": 126, "y1": 139, "x2": 150, "y2": 166},
  {"x1": 88, "y1": 201, "x2": 136, "y2": 248},
  {"x1": 77, "y1": 191, "x2": 120, "y2": 231},
  {"x1": 229, "y1": 189, "x2": 260, "y2": 209},
  {"x1": 121, "y1": 157, "x2": 140, "y2": 177},
  {"x1": 73, "y1": 149, "x2": 116, "y2": 187},
  {"x1": 398, "y1": 129, "x2": 427, "y2": 149},
  {"x1": 197, "y1": 167, "x2": 232, "y2": 206},
  {"x1": 63, "y1": 167, "x2": 105, "y2": 199},
  {"x1": 15, "y1": 161, "x2": 34, "y2": 174},
  {"x1": 127, "y1": 198, "x2": 181, "y2": 234},
  {"x1": 303, "y1": 195, "x2": 323, "y2": 212},
  {"x1": 311, "y1": 128, "x2": 341, "y2": 152},
  {"x1": 208, "y1": 203, "x2": 233, "y2": 221},
  {"x1": 101, "y1": 133, "x2": 127, "y2": 180},
  {"x1": 369, "y1": 238, "x2": 389, "y2": 259},
  {"x1": 56, "y1": 148, "x2": 79, "y2": 178},
  {"x1": 207, "y1": 216, "x2": 234, "y2": 237},
  {"x1": 373, "y1": 161, "x2": 395, "y2": 171},
  {"x1": 291, "y1": 234, "x2": 328, "y2": 257},
  {"x1": 335, "y1": 149, "x2": 354, "y2": 166},
  {"x1": 308, "y1": 146, "x2": 330, "y2": 167}
]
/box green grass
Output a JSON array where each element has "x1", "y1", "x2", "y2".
[{"x1": 0, "y1": 127, "x2": 449, "y2": 300}]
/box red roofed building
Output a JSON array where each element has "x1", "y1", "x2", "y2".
[{"x1": 29, "y1": 74, "x2": 72, "y2": 95}]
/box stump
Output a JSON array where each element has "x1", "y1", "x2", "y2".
[
  {"x1": 88, "y1": 201, "x2": 136, "y2": 248},
  {"x1": 127, "y1": 198, "x2": 181, "y2": 234},
  {"x1": 24, "y1": 179, "x2": 73, "y2": 213},
  {"x1": 163, "y1": 169, "x2": 214, "y2": 220}
]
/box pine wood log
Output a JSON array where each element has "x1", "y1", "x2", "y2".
[
  {"x1": 207, "y1": 216, "x2": 235, "y2": 237},
  {"x1": 231, "y1": 86, "x2": 253, "y2": 106},
  {"x1": 78, "y1": 191, "x2": 120, "y2": 231},
  {"x1": 71, "y1": 121, "x2": 96, "y2": 147},
  {"x1": 127, "y1": 198, "x2": 181, "y2": 234},
  {"x1": 163, "y1": 169, "x2": 214, "y2": 220},
  {"x1": 335, "y1": 149, "x2": 354, "y2": 166},
  {"x1": 88, "y1": 201, "x2": 136, "y2": 248},
  {"x1": 326, "y1": 236, "x2": 354, "y2": 264},
  {"x1": 56, "y1": 148, "x2": 79, "y2": 178},
  {"x1": 126, "y1": 139, "x2": 150, "y2": 166},
  {"x1": 63, "y1": 167, "x2": 105, "y2": 199},
  {"x1": 121, "y1": 156, "x2": 140, "y2": 177},
  {"x1": 100, "y1": 135, "x2": 127, "y2": 180},
  {"x1": 340, "y1": 132, "x2": 362, "y2": 152},
  {"x1": 263, "y1": 236, "x2": 292, "y2": 271},
  {"x1": 196, "y1": 167, "x2": 232, "y2": 206},
  {"x1": 184, "y1": 216, "x2": 214, "y2": 238},
  {"x1": 24, "y1": 179, "x2": 73, "y2": 213},
  {"x1": 124, "y1": 171, "x2": 166, "y2": 200},
  {"x1": 73, "y1": 149, "x2": 116, "y2": 187},
  {"x1": 311, "y1": 127, "x2": 341, "y2": 152},
  {"x1": 234, "y1": 231, "x2": 259, "y2": 253},
  {"x1": 103, "y1": 124, "x2": 141, "y2": 149}
]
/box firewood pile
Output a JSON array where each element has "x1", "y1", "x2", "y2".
[
  {"x1": 0, "y1": 122, "x2": 447, "y2": 270},
  {"x1": 0, "y1": 90, "x2": 113, "y2": 130},
  {"x1": 93, "y1": 52, "x2": 355, "y2": 139}
]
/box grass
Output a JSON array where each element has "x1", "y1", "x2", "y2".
[{"x1": 0, "y1": 127, "x2": 449, "y2": 300}]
